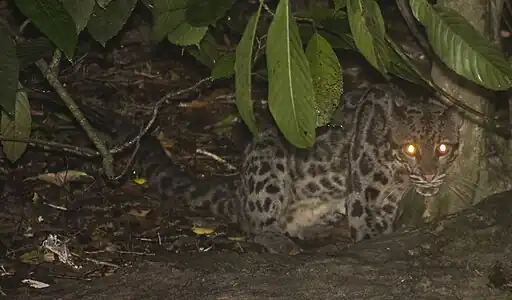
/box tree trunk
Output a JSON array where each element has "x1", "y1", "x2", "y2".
[{"x1": 423, "y1": 0, "x2": 511, "y2": 220}]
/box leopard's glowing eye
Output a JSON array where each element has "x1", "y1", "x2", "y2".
[
  {"x1": 404, "y1": 144, "x2": 417, "y2": 156},
  {"x1": 437, "y1": 143, "x2": 449, "y2": 156}
]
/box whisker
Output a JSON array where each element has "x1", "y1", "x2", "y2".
[
  {"x1": 447, "y1": 176, "x2": 483, "y2": 194},
  {"x1": 446, "y1": 184, "x2": 475, "y2": 208},
  {"x1": 381, "y1": 183, "x2": 410, "y2": 205},
  {"x1": 446, "y1": 184, "x2": 468, "y2": 201}
]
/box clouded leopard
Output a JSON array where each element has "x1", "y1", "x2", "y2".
[{"x1": 134, "y1": 84, "x2": 463, "y2": 253}]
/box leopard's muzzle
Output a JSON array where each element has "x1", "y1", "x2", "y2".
[{"x1": 408, "y1": 174, "x2": 446, "y2": 197}]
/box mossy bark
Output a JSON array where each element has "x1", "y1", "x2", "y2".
[{"x1": 424, "y1": 0, "x2": 512, "y2": 221}]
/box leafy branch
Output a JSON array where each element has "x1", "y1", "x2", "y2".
[{"x1": 1, "y1": 0, "x2": 512, "y2": 176}]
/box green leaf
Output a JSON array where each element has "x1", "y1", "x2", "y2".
[
  {"x1": 0, "y1": 25, "x2": 18, "y2": 115},
  {"x1": 319, "y1": 11, "x2": 354, "y2": 49},
  {"x1": 1, "y1": 83, "x2": 32, "y2": 163},
  {"x1": 62, "y1": 0, "x2": 96, "y2": 32},
  {"x1": 168, "y1": 24, "x2": 208, "y2": 46},
  {"x1": 305, "y1": 33, "x2": 343, "y2": 126},
  {"x1": 334, "y1": 0, "x2": 347, "y2": 10},
  {"x1": 87, "y1": 0, "x2": 138, "y2": 46},
  {"x1": 186, "y1": 0, "x2": 234, "y2": 27},
  {"x1": 386, "y1": 37, "x2": 429, "y2": 87},
  {"x1": 298, "y1": 11, "x2": 354, "y2": 50},
  {"x1": 187, "y1": 32, "x2": 219, "y2": 68},
  {"x1": 234, "y1": 2, "x2": 263, "y2": 137},
  {"x1": 152, "y1": 0, "x2": 208, "y2": 46},
  {"x1": 267, "y1": 0, "x2": 316, "y2": 148},
  {"x1": 347, "y1": 0, "x2": 389, "y2": 75},
  {"x1": 96, "y1": 0, "x2": 114, "y2": 9},
  {"x1": 410, "y1": 0, "x2": 512, "y2": 91},
  {"x1": 14, "y1": 0, "x2": 77, "y2": 59},
  {"x1": 211, "y1": 52, "x2": 235, "y2": 80},
  {"x1": 16, "y1": 38, "x2": 55, "y2": 70},
  {"x1": 294, "y1": 8, "x2": 335, "y2": 23}
]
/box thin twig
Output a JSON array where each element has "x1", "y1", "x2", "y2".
[
  {"x1": 13, "y1": 20, "x2": 116, "y2": 178},
  {"x1": 0, "y1": 136, "x2": 98, "y2": 156},
  {"x1": 196, "y1": 148, "x2": 237, "y2": 170},
  {"x1": 112, "y1": 141, "x2": 140, "y2": 181},
  {"x1": 259, "y1": 0, "x2": 274, "y2": 16},
  {"x1": 109, "y1": 76, "x2": 212, "y2": 154},
  {"x1": 0, "y1": 77, "x2": 213, "y2": 167},
  {"x1": 34, "y1": 51, "x2": 116, "y2": 178}
]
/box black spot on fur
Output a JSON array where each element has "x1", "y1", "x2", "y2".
[
  {"x1": 382, "y1": 204, "x2": 395, "y2": 214},
  {"x1": 373, "y1": 171, "x2": 389, "y2": 185},
  {"x1": 248, "y1": 201, "x2": 256, "y2": 212},
  {"x1": 255, "y1": 180, "x2": 265, "y2": 193},
  {"x1": 259, "y1": 162, "x2": 271, "y2": 175},
  {"x1": 247, "y1": 177, "x2": 255, "y2": 193},
  {"x1": 247, "y1": 164, "x2": 258, "y2": 173},
  {"x1": 320, "y1": 177, "x2": 334, "y2": 190},
  {"x1": 264, "y1": 197, "x2": 272, "y2": 211},
  {"x1": 364, "y1": 186, "x2": 380, "y2": 201},
  {"x1": 275, "y1": 149, "x2": 285, "y2": 158},
  {"x1": 263, "y1": 218, "x2": 276, "y2": 226},
  {"x1": 306, "y1": 164, "x2": 317, "y2": 177},
  {"x1": 350, "y1": 200, "x2": 363, "y2": 217},
  {"x1": 359, "y1": 152, "x2": 373, "y2": 175},
  {"x1": 265, "y1": 184, "x2": 280, "y2": 194},
  {"x1": 306, "y1": 182, "x2": 320, "y2": 193},
  {"x1": 256, "y1": 200, "x2": 263, "y2": 212}
]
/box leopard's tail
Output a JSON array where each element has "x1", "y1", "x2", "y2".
[
  {"x1": 134, "y1": 135, "x2": 241, "y2": 222},
  {"x1": 81, "y1": 104, "x2": 241, "y2": 222}
]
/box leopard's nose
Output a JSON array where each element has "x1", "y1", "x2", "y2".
[{"x1": 424, "y1": 174, "x2": 435, "y2": 182}]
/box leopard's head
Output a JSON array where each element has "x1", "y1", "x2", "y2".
[{"x1": 391, "y1": 101, "x2": 463, "y2": 196}]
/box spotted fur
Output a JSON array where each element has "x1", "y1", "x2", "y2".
[{"x1": 135, "y1": 84, "x2": 463, "y2": 252}]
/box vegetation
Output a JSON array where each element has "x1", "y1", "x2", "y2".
[{"x1": 0, "y1": 0, "x2": 511, "y2": 179}]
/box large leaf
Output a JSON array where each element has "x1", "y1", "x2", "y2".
[
  {"x1": 319, "y1": 10, "x2": 355, "y2": 50},
  {"x1": 87, "y1": 0, "x2": 137, "y2": 46},
  {"x1": 167, "y1": 24, "x2": 208, "y2": 46},
  {"x1": 294, "y1": 8, "x2": 335, "y2": 23},
  {"x1": 234, "y1": 2, "x2": 263, "y2": 136},
  {"x1": 0, "y1": 25, "x2": 18, "y2": 115},
  {"x1": 305, "y1": 33, "x2": 343, "y2": 126},
  {"x1": 186, "y1": 0, "x2": 234, "y2": 27},
  {"x1": 266, "y1": 0, "x2": 316, "y2": 148},
  {"x1": 152, "y1": 0, "x2": 208, "y2": 46},
  {"x1": 14, "y1": 0, "x2": 77, "y2": 59},
  {"x1": 211, "y1": 52, "x2": 235, "y2": 80},
  {"x1": 1, "y1": 83, "x2": 31, "y2": 163},
  {"x1": 347, "y1": 0, "x2": 390, "y2": 75},
  {"x1": 61, "y1": 0, "x2": 96, "y2": 33},
  {"x1": 296, "y1": 9, "x2": 354, "y2": 50},
  {"x1": 386, "y1": 37, "x2": 429, "y2": 87},
  {"x1": 187, "y1": 32, "x2": 219, "y2": 68},
  {"x1": 410, "y1": 0, "x2": 512, "y2": 90}
]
